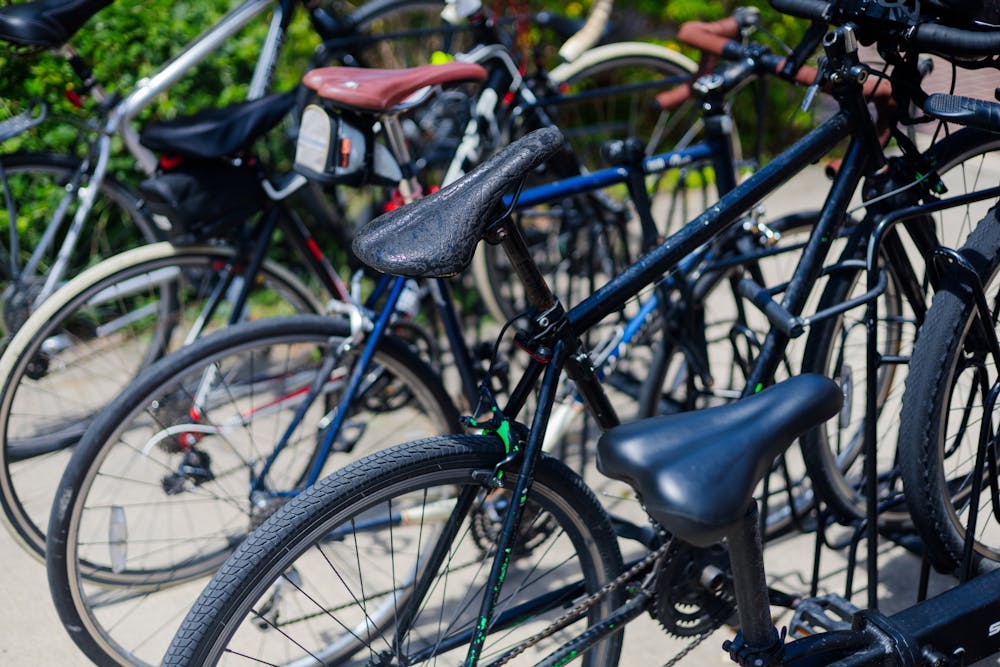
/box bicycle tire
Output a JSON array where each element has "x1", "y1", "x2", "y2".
[
  {"x1": 0, "y1": 151, "x2": 157, "y2": 336},
  {"x1": 549, "y1": 41, "x2": 739, "y2": 238},
  {"x1": 0, "y1": 242, "x2": 321, "y2": 560},
  {"x1": 46, "y1": 314, "x2": 461, "y2": 666},
  {"x1": 472, "y1": 43, "x2": 700, "y2": 324},
  {"x1": 161, "y1": 434, "x2": 625, "y2": 667},
  {"x1": 897, "y1": 206, "x2": 1000, "y2": 573},
  {"x1": 801, "y1": 127, "x2": 1000, "y2": 529},
  {"x1": 798, "y1": 232, "x2": 907, "y2": 527},
  {"x1": 547, "y1": 41, "x2": 699, "y2": 165}
]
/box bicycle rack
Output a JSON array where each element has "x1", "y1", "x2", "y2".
[
  {"x1": 756, "y1": 181, "x2": 1000, "y2": 617},
  {"x1": 834, "y1": 183, "x2": 1000, "y2": 609}
]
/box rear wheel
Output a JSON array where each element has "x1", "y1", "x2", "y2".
[
  {"x1": 0, "y1": 151, "x2": 157, "y2": 337},
  {"x1": 473, "y1": 43, "x2": 700, "y2": 325}
]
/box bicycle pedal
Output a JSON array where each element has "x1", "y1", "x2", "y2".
[{"x1": 788, "y1": 594, "x2": 860, "y2": 638}]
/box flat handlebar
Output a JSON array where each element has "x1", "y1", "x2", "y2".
[{"x1": 770, "y1": 0, "x2": 1000, "y2": 56}]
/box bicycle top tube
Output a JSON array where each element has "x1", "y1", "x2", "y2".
[
  {"x1": 113, "y1": 0, "x2": 279, "y2": 125},
  {"x1": 507, "y1": 143, "x2": 716, "y2": 211}
]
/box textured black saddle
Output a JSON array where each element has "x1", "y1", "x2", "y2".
[
  {"x1": 139, "y1": 92, "x2": 296, "y2": 160},
  {"x1": 597, "y1": 375, "x2": 842, "y2": 546},
  {"x1": 0, "y1": 0, "x2": 112, "y2": 49},
  {"x1": 351, "y1": 126, "x2": 564, "y2": 278}
]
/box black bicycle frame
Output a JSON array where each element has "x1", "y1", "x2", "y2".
[{"x1": 454, "y1": 36, "x2": 891, "y2": 664}]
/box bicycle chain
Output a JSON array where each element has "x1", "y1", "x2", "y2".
[
  {"x1": 488, "y1": 539, "x2": 673, "y2": 666},
  {"x1": 662, "y1": 629, "x2": 715, "y2": 667}
]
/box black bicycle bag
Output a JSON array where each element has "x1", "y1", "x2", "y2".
[{"x1": 139, "y1": 156, "x2": 267, "y2": 244}]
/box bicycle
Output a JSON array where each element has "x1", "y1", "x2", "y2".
[
  {"x1": 36, "y1": 31, "x2": 832, "y2": 663},
  {"x1": 0, "y1": 0, "x2": 506, "y2": 341},
  {"x1": 27, "y1": 42, "x2": 695, "y2": 660},
  {"x1": 47, "y1": 5, "x2": 1000, "y2": 660},
  {"x1": 0, "y1": 0, "x2": 708, "y2": 562},
  {"x1": 631, "y1": 12, "x2": 1000, "y2": 534},
  {"x1": 158, "y1": 2, "x2": 1000, "y2": 662}
]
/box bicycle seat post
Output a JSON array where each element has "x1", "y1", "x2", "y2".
[
  {"x1": 723, "y1": 502, "x2": 784, "y2": 666},
  {"x1": 379, "y1": 112, "x2": 422, "y2": 204}
]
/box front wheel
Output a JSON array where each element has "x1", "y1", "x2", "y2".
[
  {"x1": 0, "y1": 243, "x2": 321, "y2": 560},
  {"x1": 162, "y1": 435, "x2": 625, "y2": 667},
  {"x1": 898, "y1": 209, "x2": 1000, "y2": 573},
  {"x1": 46, "y1": 314, "x2": 461, "y2": 666},
  {"x1": 802, "y1": 127, "x2": 1000, "y2": 532}
]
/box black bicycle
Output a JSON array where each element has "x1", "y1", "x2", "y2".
[{"x1": 158, "y1": 0, "x2": 1000, "y2": 664}]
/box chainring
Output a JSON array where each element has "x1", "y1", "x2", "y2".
[{"x1": 652, "y1": 541, "x2": 736, "y2": 637}]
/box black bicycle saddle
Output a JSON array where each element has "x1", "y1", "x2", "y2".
[
  {"x1": 597, "y1": 374, "x2": 842, "y2": 546},
  {"x1": 139, "y1": 92, "x2": 297, "y2": 160},
  {"x1": 351, "y1": 126, "x2": 564, "y2": 278},
  {"x1": 0, "y1": 0, "x2": 112, "y2": 49}
]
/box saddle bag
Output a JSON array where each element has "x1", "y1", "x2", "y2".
[
  {"x1": 139, "y1": 157, "x2": 266, "y2": 244},
  {"x1": 293, "y1": 103, "x2": 402, "y2": 187}
]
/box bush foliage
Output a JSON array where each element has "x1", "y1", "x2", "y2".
[{"x1": 0, "y1": 0, "x2": 811, "y2": 157}]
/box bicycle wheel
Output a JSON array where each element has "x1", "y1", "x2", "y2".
[
  {"x1": 47, "y1": 314, "x2": 461, "y2": 666},
  {"x1": 162, "y1": 434, "x2": 624, "y2": 667},
  {"x1": 0, "y1": 242, "x2": 320, "y2": 560},
  {"x1": 801, "y1": 127, "x2": 1000, "y2": 529},
  {"x1": 0, "y1": 151, "x2": 157, "y2": 336},
  {"x1": 473, "y1": 43, "x2": 700, "y2": 324},
  {"x1": 898, "y1": 207, "x2": 1000, "y2": 573},
  {"x1": 546, "y1": 42, "x2": 699, "y2": 170},
  {"x1": 798, "y1": 234, "x2": 908, "y2": 527}
]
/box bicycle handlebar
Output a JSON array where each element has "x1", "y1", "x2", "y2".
[
  {"x1": 675, "y1": 19, "x2": 819, "y2": 87},
  {"x1": 770, "y1": 0, "x2": 1000, "y2": 56},
  {"x1": 676, "y1": 17, "x2": 741, "y2": 58},
  {"x1": 770, "y1": 0, "x2": 829, "y2": 21},
  {"x1": 665, "y1": 13, "x2": 900, "y2": 142},
  {"x1": 558, "y1": 0, "x2": 613, "y2": 62}
]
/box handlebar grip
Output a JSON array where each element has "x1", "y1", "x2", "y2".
[
  {"x1": 912, "y1": 22, "x2": 1000, "y2": 57},
  {"x1": 769, "y1": 0, "x2": 829, "y2": 20},
  {"x1": 558, "y1": 0, "x2": 613, "y2": 62},
  {"x1": 676, "y1": 17, "x2": 740, "y2": 57},
  {"x1": 924, "y1": 93, "x2": 1000, "y2": 133},
  {"x1": 789, "y1": 62, "x2": 819, "y2": 86}
]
